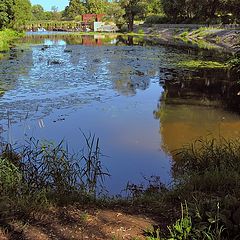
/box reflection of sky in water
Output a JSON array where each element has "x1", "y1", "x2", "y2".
[
  {"x1": 44, "y1": 39, "x2": 66, "y2": 45},
  {"x1": 0, "y1": 36, "x2": 173, "y2": 194}
]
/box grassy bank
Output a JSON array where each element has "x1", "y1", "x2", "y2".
[
  {"x1": 176, "y1": 27, "x2": 240, "y2": 50},
  {"x1": 132, "y1": 137, "x2": 240, "y2": 239},
  {"x1": 1, "y1": 137, "x2": 240, "y2": 239}
]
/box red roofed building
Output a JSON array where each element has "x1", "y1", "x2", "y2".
[{"x1": 82, "y1": 14, "x2": 105, "y2": 22}]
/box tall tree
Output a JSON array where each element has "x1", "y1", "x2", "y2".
[
  {"x1": 0, "y1": 0, "x2": 14, "y2": 28},
  {"x1": 86, "y1": 0, "x2": 107, "y2": 14},
  {"x1": 146, "y1": 0, "x2": 164, "y2": 15},
  {"x1": 63, "y1": 0, "x2": 87, "y2": 19},
  {"x1": 31, "y1": 4, "x2": 45, "y2": 20},
  {"x1": 0, "y1": 0, "x2": 31, "y2": 29},
  {"x1": 12, "y1": 0, "x2": 31, "y2": 28},
  {"x1": 51, "y1": 6, "x2": 62, "y2": 20},
  {"x1": 105, "y1": 2, "x2": 125, "y2": 28},
  {"x1": 120, "y1": 0, "x2": 147, "y2": 31}
]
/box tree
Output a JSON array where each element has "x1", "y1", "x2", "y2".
[
  {"x1": 31, "y1": 4, "x2": 45, "y2": 20},
  {"x1": 120, "y1": 0, "x2": 147, "y2": 32},
  {"x1": 86, "y1": 0, "x2": 107, "y2": 14},
  {"x1": 146, "y1": 0, "x2": 164, "y2": 16},
  {"x1": 0, "y1": 0, "x2": 31, "y2": 29},
  {"x1": 50, "y1": 6, "x2": 62, "y2": 20},
  {"x1": 105, "y1": 2, "x2": 125, "y2": 28},
  {"x1": 220, "y1": 0, "x2": 240, "y2": 23},
  {"x1": 161, "y1": 0, "x2": 240, "y2": 23},
  {"x1": 12, "y1": 0, "x2": 31, "y2": 29},
  {"x1": 63, "y1": 0, "x2": 87, "y2": 19},
  {"x1": 0, "y1": 0, "x2": 14, "y2": 29}
]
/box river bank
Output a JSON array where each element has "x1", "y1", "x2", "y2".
[
  {"x1": 134, "y1": 24, "x2": 240, "y2": 52},
  {"x1": 1, "y1": 137, "x2": 240, "y2": 239}
]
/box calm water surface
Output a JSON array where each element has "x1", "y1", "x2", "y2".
[{"x1": 0, "y1": 33, "x2": 239, "y2": 194}]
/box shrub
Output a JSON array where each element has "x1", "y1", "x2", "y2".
[{"x1": 145, "y1": 15, "x2": 169, "y2": 24}]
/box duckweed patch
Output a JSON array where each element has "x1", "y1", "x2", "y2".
[{"x1": 177, "y1": 59, "x2": 227, "y2": 69}]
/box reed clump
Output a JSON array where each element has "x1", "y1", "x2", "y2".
[{"x1": 0, "y1": 135, "x2": 109, "y2": 217}]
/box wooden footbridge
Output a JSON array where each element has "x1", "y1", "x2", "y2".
[{"x1": 23, "y1": 14, "x2": 105, "y2": 32}]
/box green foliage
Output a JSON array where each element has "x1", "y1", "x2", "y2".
[
  {"x1": 146, "y1": 202, "x2": 227, "y2": 240},
  {"x1": 167, "y1": 203, "x2": 193, "y2": 240},
  {"x1": 31, "y1": 4, "x2": 45, "y2": 20},
  {"x1": 146, "y1": 0, "x2": 164, "y2": 16},
  {"x1": 227, "y1": 52, "x2": 240, "y2": 73},
  {"x1": 161, "y1": 0, "x2": 240, "y2": 23},
  {"x1": 12, "y1": 0, "x2": 31, "y2": 29},
  {"x1": 140, "y1": 137, "x2": 240, "y2": 240},
  {"x1": 0, "y1": 0, "x2": 31, "y2": 29},
  {"x1": 63, "y1": 0, "x2": 87, "y2": 19},
  {"x1": 145, "y1": 15, "x2": 169, "y2": 24},
  {"x1": 104, "y1": 2, "x2": 125, "y2": 28},
  {"x1": 0, "y1": 158, "x2": 22, "y2": 194},
  {"x1": 174, "y1": 138, "x2": 240, "y2": 176},
  {"x1": 0, "y1": 0, "x2": 14, "y2": 29},
  {"x1": 177, "y1": 60, "x2": 227, "y2": 69},
  {"x1": 0, "y1": 135, "x2": 109, "y2": 216},
  {"x1": 63, "y1": 0, "x2": 108, "y2": 19},
  {"x1": 0, "y1": 28, "x2": 22, "y2": 52},
  {"x1": 120, "y1": 0, "x2": 147, "y2": 31},
  {"x1": 86, "y1": 0, "x2": 108, "y2": 14}
]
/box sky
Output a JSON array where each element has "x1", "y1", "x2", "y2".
[{"x1": 30, "y1": 0, "x2": 69, "y2": 11}]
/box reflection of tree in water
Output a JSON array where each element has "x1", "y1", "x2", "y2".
[
  {"x1": 113, "y1": 71, "x2": 150, "y2": 96},
  {"x1": 154, "y1": 67, "x2": 240, "y2": 154},
  {"x1": 116, "y1": 36, "x2": 146, "y2": 46},
  {"x1": 159, "y1": 67, "x2": 240, "y2": 110}
]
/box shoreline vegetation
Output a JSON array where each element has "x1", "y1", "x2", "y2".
[
  {"x1": 0, "y1": 29, "x2": 24, "y2": 59},
  {"x1": 1, "y1": 136, "x2": 240, "y2": 239}
]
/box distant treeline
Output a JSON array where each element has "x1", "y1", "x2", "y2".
[{"x1": 0, "y1": 0, "x2": 239, "y2": 31}]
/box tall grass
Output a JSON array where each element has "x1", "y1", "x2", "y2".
[
  {"x1": 130, "y1": 137, "x2": 240, "y2": 239},
  {"x1": 0, "y1": 135, "x2": 109, "y2": 216}
]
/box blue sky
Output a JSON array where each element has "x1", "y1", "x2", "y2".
[{"x1": 30, "y1": 0, "x2": 69, "y2": 11}]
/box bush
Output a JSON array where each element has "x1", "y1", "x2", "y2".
[
  {"x1": 145, "y1": 15, "x2": 169, "y2": 24},
  {"x1": 0, "y1": 29, "x2": 24, "y2": 52}
]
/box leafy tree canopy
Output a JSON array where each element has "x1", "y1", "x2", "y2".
[{"x1": 0, "y1": 0, "x2": 31, "y2": 29}]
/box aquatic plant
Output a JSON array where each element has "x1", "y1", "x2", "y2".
[{"x1": 177, "y1": 60, "x2": 227, "y2": 69}]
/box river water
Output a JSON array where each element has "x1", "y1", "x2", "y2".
[{"x1": 0, "y1": 33, "x2": 239, "y2": 194}]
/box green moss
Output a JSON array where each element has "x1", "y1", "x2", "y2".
[{"x1": 177, "y1": 59, "x2": 227, "y2": 69}]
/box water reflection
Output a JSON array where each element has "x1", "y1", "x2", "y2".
[
  {"x1": 0, "y1": 33, "x2": 239, "y2": 193},
  {"x1": 155, "y1": 67, "x2": 240, "y2": 153},
  {"x1": 23, "y1": 33, "x2": 120, "y2": 46},
  {"x1": 159, "y1": 67, "x2": 240, "y2": 111}
]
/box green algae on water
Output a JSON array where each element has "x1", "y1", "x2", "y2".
[{"x1": 177, "y1": 60, "x2": 227, "y2": 69}]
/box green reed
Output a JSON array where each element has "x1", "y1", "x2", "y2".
[{"x1": 0, "y1": 134, "x2": 109, "y2": 215}]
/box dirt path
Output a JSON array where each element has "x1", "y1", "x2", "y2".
[{"x1": 0, "y1": 206, "x2": 163, "y2": 240}]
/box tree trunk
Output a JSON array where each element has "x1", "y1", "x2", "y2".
[{"x1": 128, "y1": 14, "x2": 134, "y2": 32}]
